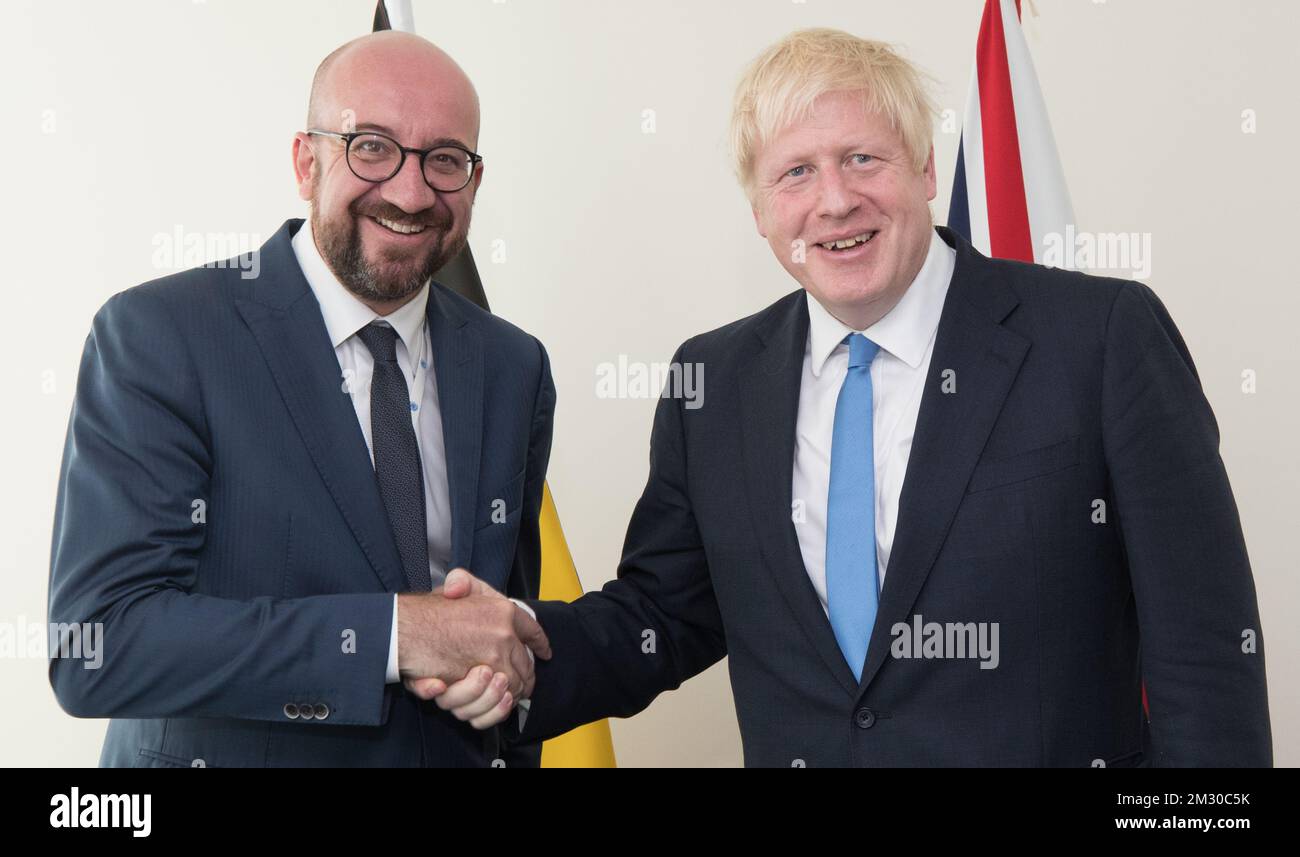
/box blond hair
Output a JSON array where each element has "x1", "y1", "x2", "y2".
[{"x1": 729, "y1": 28, "x2": 938, "y2": 199}]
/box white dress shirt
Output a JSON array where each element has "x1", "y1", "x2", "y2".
[
  {"x1": 792, "y1": 228, "x2": 955, "y2": 614},
  {"x1": 291, "y1": 220, "x2": 452, "y2": 684}
]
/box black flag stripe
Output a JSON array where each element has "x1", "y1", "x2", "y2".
[{"x1": 371, "y1": 1, "x2": 491, "y2": 311}]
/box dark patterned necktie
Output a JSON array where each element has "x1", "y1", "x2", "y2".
[{"x1": 355, "y1": 322, "x2": 432, "y2": 592}]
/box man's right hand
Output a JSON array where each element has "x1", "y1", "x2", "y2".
[{"x1": 397, "y1": 577, "x2": 551, "y2": 702}]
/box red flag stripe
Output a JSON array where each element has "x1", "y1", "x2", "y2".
[{"x1": 975, "y1": 1, "x2": 1034, "y2": 263}]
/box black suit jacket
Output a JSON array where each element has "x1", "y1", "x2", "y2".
[{"x1": 517, "y1": 227, "x2": 1271, "y2": 767}]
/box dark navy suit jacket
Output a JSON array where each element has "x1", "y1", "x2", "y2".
[
  {"x1": 516, "y1": 227, "x2": 1272, "y2": 767},
  {"x1": 49, "y1": 218, "x2": 555, "y2": 767}
]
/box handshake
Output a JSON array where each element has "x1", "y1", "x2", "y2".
[{"x1": 396, "y1": 569, "x2": 550, "y2": 729}]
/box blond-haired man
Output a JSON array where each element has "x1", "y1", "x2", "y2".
[{"x1": 420, "y1": 29, "x2": 1271, "y2": 767}]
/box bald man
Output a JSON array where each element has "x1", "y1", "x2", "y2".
[{"x1": 48, "y1": 32, "x2": 555, "y2": 768}]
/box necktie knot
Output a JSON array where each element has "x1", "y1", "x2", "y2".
[
  {"x1": 845, "y1": 333, "x2": 881, "y2": 369},
  {"x1": 357, "y1": 323, "x2": 400, "y2": 364}
]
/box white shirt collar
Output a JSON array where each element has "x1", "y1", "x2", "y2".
[
  {"x1": 806, "y1": 228, "x2": 955, "y2": 377},
  {"x1": 291, "y1": 217, "x2": 430, "y2": 361}
]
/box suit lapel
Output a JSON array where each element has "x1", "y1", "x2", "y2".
[
  {"x1": 426, "y1": 285, "x2": 484, "y2": 573},
  {"x1": 857, "y1": 229, "x2": 1030, "y2": 692},
  {"x1": 739, "y1": 294, "x2": 862, "y2": 697},
  {"x1": 235, "y1": 220, "x2": 407, "y2": 593}
]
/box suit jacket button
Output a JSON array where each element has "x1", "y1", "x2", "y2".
[
  {"x1": 283, "y1": 703, "x2": 300, "y2": 719},
  {"x1": 313, "y1": 703, "x2": 330, "y2": 720},
  {"x1": 854, "y1": 708, "x2": 876, "y2": 729}
]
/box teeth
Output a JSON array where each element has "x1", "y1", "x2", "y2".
[
  {"x1": 374, "y1": 217, "x2": 426, "y2": 235},
  {"x1": 820, "y1": 231, "x2": 875, "y2": 250}
]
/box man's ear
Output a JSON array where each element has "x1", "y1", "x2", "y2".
[
  {"x1": 923, "y1": 144, "x2": 937, "y2": 202},
  {"x1": 469, "y1": 159, "x2": 484, "y2": 199},
  {"x1": 292, "y1": 133, "x2": 316, "y2": 202}
]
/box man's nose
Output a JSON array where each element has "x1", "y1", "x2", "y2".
[
  {"x1": 815, "y1": 168, "x2": 858, "y2": 221},
  {"x1": 379, "y1": 151, "x2": 438, "y2": 214}
]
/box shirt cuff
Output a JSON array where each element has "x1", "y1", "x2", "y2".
[
  {"x1": 517, "y1": 697, "x2": 531, "y2": 732},
  {"x1": 385, "y1": 593, "x2": 400, "y2": 684}
]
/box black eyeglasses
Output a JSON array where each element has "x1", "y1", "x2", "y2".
[{"x1": 306, "y1": 129, "x2": 482, "y2": 193}]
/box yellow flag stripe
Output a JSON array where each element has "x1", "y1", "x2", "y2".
[{"x1": 538, "y1": 482, "x2": 617, "y2": 768}]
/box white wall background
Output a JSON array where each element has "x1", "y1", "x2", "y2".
[{"x1": 2, "y1": 0, "x2": 1296, "y2": 767}]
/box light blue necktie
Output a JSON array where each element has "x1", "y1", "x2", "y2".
[{"x1": 826, "y1": 333, "x2": 881, "y2": 681}]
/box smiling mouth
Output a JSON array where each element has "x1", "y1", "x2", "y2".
[
  {"x1": 818, "y1": 231, "x2": 878, "y2": 252},
  {"x1": 368, "y1": 215, "x2": 429, "y2": 235}
]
